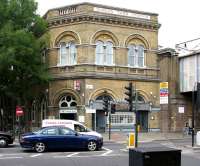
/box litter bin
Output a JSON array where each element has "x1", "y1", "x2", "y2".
[
  {"x1": 129, "y1": 147, "x2": 181, "y2": 166},
  {"x1": 196, "y1": 131, "x2": 200, "y2": 145}
]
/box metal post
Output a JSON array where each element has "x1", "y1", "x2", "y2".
[
  {"x1": 192, "y1": 84, "x2": 196, "y2": 147},
  {"x1": 109, "y1": 111, "x2": 111, "y2": 140},
  {"x1": 95, "y1": 112, "x2": 96, "y2": 131},
  {"x1": 135, "y1": 87, "x2": 138, "y2": 148}
]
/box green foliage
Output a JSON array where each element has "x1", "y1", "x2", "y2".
[{"x1": 0, "y1": 0, "x2": 50, "y2": 102}]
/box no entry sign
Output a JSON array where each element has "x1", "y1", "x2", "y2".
[{"x1": 16, "y1": 106, "x2": 24, "y2": 116}]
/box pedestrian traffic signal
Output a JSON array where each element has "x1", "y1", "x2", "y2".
[
  {"x1": 111, "y1": 103, "x2": 116, "y2": 114},
  {"x1": 124, "y1": 82, "x2": 133, "y2": 111},
  {"x1": 103, "y1": 97, "x2": 109, "y2": 116}
]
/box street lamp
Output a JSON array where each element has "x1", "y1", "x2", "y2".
[
  {"x1": 0, "y1": 108, "x2": 3, "y2": 131},
  {"x1": 45, "y1": 89, "x2": 49, "y2": 119}
]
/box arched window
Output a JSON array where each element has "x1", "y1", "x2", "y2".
[
  {"x1": 41, "y1": 99, "x2": 47, "y2": 120},
  {"x1": 95, "y1": 41, "x2": 104, "y2": 65},
  {"x1": 60, "y1": 42, "x2": 67, "y2": 65},
  {"x1": 96, "y1": 95, "x2": 113, "y2": 101},
  {"x1": 138, "y1": 45, "x2": 144, "y2": 67},
  {"x1": 133, "y1": 95, "x2": 145, "y2": 103},
  {"x1": 59, "y1": 42, "x2": 77, "y2": 66},
  {"x1": 128, "y1": 44, "x2": 145, "y2": 67},
  {"x1": 31, "y1": 100, "x2": 38, "y2": 122},
  {"x1": 95, "y1": 40, "x2": 113, "y2": 65},
  {"x1": 59, "y1": 94, "x2": 77, "y2": 108},
  {"x1": 105, "y1": 41, "x2": 113, "y2": 65}
]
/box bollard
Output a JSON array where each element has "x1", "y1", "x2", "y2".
[{"x1": 127, "y1": 133, "x2": 135, "y2": 148}]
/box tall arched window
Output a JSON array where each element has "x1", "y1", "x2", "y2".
[
  {"x1": 95, "y1": 40, "x2": 113, "y2": 65},
  {"x1": 138, "y1": 45, "x2": 144, "y2": 67},
  {"x1": 59, "y1": 42, "x2": 77, "y2": 65},
  {"x1": 128, "y1": 44, "x2": 145, "y2": 67}
]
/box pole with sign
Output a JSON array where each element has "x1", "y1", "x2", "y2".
[{"x1": 16, "y1": 106, "x2": 23, "y2": 138}]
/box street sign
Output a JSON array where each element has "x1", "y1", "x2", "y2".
[{"x1": 16, "y1": 106, "x2": 24, "y2": 116}]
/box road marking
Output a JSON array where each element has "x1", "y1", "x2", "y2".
[
  {"x1": 1, "y1": 153, "x2": 21, "y2": 156},
  {"x1": 30, "y1": 154, "x2": 42, "y2": 158},
  {"x1": 0, "y1": 157, "x2": 23, "y2": 160},
  {"x1": 102, "y1": 147, "x2": 111, "y2": 151},
  {"x1": 66, "y1": 152, "x2": 79, "y2": 157},
  {"x1": 101, "y1": 147, "x2": 112, "y2": 156},
  {"x1": 120, "y1": 148, "x2": 128, "y2": 152}
]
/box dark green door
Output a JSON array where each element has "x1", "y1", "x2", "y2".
[{"x1": 138, "y1": 111, "x2": 148, "y2": 132}]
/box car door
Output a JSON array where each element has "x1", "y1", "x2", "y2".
[
  {"x1": 59, "y1": 127, "x2": 86, "y2": 149},
  {"x1": 39, "y1": 127, "x2": 61, "y2": 149}
]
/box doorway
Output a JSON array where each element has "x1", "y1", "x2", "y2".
[
  {"x1": 96, "y1": 110, "x2": 106, "y2": 132},
  {"x1": 137, "y1": 111, "x2": 148, "y2": 132},
  {"x1": 60, "y1": 113, "x2": 76, "y2": 120}
]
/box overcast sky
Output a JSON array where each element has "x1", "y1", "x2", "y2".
[{"x1": 35, "y1": 0, "x2": 200, "y2": 49}]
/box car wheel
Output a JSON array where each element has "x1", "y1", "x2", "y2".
[
  {"x1": 0, "y1": 138, "x2": 8, "y2": 148},
  {"x1": 87, "y1": 140, "x2": 97, "y2": 151},
  {"x1": 34, "y1": 142, "x2": 46, "y2": 153}
]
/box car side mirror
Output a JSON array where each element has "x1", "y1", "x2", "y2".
[{"x1": 75, "y1": 132, "x2": 79, "y2": 136}]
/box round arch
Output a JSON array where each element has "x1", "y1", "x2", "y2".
[
  {"x1": 54, "y1": 30, "x2": 81, "y2": 47},
  {"x1": 52, "y1": 88, "x2": 81, "y2": 107},
  {"x1": 88, "y1": 88, "x2": 119, "y2": 103},
  {"x1": 136, "y1": 89, "x2": 152, "y2": 103},
  {"x1": 90, "y1": 30, "x2": 119, "y2": 46},
  {"x1": 124, "y1": 34, "x2": 150, "y2": 49}
]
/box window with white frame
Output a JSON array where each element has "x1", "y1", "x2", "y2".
[
  {"x1": 59, "y1": 95, "x2": 77, "y2": 108},
  {"x1": 59, "y1": 42, "x2": 77, "y2": 65},
  {"x1": 95, "y1": 40, "x2": 113, "y2": 65},
  {"x1": 128, "y1": 44, "x2": 145, "y2": 67},
  {"x1": 111, "y1": 113, "x2": 135, "y2": 126}
]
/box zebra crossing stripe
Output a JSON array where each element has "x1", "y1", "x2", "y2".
[{"x1": 66, "y1": 152, "x2": 79, "y2": 157}]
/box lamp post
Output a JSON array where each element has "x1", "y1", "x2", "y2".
[
  {"x1": 45, "y1": 88, "x2": 49, "y2": 119},
  {"x1": 0, "y1": 108, "x2": 3, "y2": 131}
]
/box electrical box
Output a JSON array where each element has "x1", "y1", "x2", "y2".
[{"x1": 129, "y1": 147, "x2": 181, "y2": 166}]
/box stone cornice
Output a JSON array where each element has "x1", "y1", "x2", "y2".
[
  {"x1": 51, "y1": 73, "x2": 160, "y2": 82},
  {"x1": 47, "y1": 13, "x2": 160, "y2": 30}
]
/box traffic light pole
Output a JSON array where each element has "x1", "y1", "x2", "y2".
[
  {"x1": 135, "y1": 89, "x2": 138, "y2": 148},
  {"x1": 109, "y1": 110, "x2": 111, "y2": 140}
]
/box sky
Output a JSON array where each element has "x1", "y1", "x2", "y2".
[{"x1": 35, "y1": 0, "x2": 200, "y2": 49}]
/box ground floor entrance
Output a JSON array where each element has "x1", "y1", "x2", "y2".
[
  {"x1": 137, "y1": 111, "x2": 148, "y2": 132},
  {"x1": 60, "y1": 113, "x2": 77, "y2": 120},
  {"x1": 96, "y1": 110, "x2": 106, "y2": 132}
]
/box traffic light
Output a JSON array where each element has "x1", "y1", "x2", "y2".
[
  {"x1": 124, "y1": 82, "x2": 133, "y2": 111},
  {"x1": 111, "y1": 104, "x2": 116, "y2": 114},
  {"x1": 103, "y1": 96, "x2": 109, "y2": 116}
]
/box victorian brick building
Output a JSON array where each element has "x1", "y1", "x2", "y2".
[{"x1": 31, "y1": 2, "x2": 161, "y2": 132}]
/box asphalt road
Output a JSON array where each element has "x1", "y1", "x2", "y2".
[{"x1": 0, "y1": 140, "x2": 200, "y2": 166}]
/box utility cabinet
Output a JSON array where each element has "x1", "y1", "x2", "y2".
[{"x1": 129, "y1": 147, "x2": 181, "y2": 166}]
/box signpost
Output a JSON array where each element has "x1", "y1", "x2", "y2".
[
  {"x1": 16, "y1": 106, "x2": 24, "y2": 116},
  {"x1": 16, "y1": 106, "x2": 23, "y2": 139}
]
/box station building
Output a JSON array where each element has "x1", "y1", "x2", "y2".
[{"x1": 31, "y1": 2, "x2": 161, "y2": 132}]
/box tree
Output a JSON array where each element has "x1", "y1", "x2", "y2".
[{"x1": 0, "y1": 0, "x2": 50, "y2": 130}]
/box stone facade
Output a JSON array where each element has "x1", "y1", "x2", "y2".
[
  {"x1": 158, "y1": 48, "x2": 193, "y2": 132},
  {"x1": 42, "y1": 2, "x2": 161, "y2": 132}
]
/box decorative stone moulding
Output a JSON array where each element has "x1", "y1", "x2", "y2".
[{"x1": 47, "y1": 15, "x2": 159, "y2": 30}]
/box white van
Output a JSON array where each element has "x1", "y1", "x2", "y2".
[{"x1": 42, "y1": 119, "x2": 102, "y2": 138}]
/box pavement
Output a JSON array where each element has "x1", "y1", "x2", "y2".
[
  {"x1": 102, "y1": 131, "x2": 200, "y2": 150},
  {"x1": 102, "y1": 131, "x2": 191, "y2": 143}
]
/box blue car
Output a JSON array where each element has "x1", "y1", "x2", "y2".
[{"x1": 20, "y1": 126, "x2": 103, "y2": 153}]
